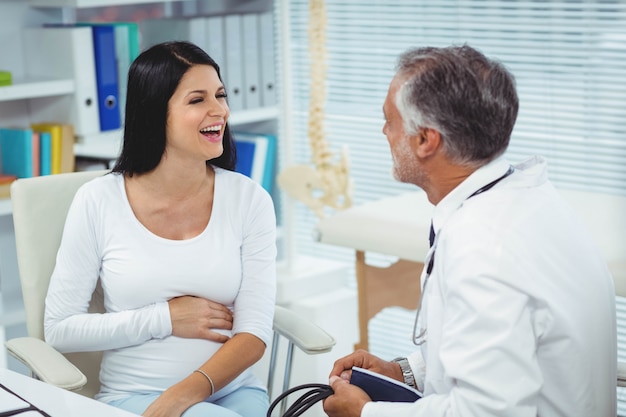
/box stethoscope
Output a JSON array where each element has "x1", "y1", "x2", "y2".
[{"x1": 412, "y1": 165, "x2": 515, "y2": 346}]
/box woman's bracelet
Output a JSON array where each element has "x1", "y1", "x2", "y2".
[{"x1": 193, "y1": 369, "x2": 215, "y2": 397}]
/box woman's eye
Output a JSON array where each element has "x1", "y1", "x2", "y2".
[
  {"x1": 190, "y1": 97, "x2": 204, "y2": 104},
  {"x1": 217, "y1": 93, "x2": 228, "y2": 99}
]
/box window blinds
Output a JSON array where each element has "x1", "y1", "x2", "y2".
[
  {"x1": 290, "y1": 0, "x2": 626, "y2": 216},
  {"x1": 286, "y1": 0, "x2": 625, "y2": 260},
  {"x1": 284, "y1": 2, "x2": 626, "y2": 266},
  {"x1": 283, "y1": 0, "x2": 626, "y2": 412}
]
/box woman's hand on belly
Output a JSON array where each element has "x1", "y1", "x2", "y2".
[{"x1": 168, "y1": 296, "x2": 233, "y2": 343}]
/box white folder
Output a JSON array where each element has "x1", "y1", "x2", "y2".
[
  {"x1": 224, "y1": 14, "x2": 245, "y2": 111},
  {"x1": 242, "y1": 13, "x2": 261, "y2": 109},
  {"x1": 259, "y1": 11, "x2": 277, "y2": 107},
  {"x1": 205, "y1": 15, "x2": 226, "y2": 78},
  {"x1": 23, "y1": 27, "x2": 100, "y2": 137},
  {"x1": 113, "y1": 24, "x2": 130, "y2": 121},
  {"x1": 141, "y1": 17, "x2": 207, "y2": 51}
]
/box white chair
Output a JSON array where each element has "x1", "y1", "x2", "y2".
[{"x1": 5, "y1": 170, "x2": 335, "y2": 403}]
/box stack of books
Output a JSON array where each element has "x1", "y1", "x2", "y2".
[{"x1": 0, "y1": 123, "x2": 75, "y2": 181}]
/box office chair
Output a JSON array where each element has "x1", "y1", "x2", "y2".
[{"x1": 5, "y1": 170, "x2": 335, "y2": 402}]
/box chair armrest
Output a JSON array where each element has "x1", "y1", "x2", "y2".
[
  {"x1": 4, "y1": 337, "x2": 87, "y2": 391},
  {"x1": 273, "y1": 305, "x2": 336, "y2": 354},
  {"x1": 618, "y1": 361, "x2": 626, "y2": 387}
]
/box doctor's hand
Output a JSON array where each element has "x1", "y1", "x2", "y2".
[
  {"x1": 323, "y1": 375, "x2": 371, "y2": 417},
  {"x1": 168, "y1": 296, "x2": 233, "y2": 343},
  {"x1": 329, "y1": 349, "x2": 403, "y2": 383}
]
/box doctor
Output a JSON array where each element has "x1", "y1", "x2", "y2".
[{"x1": 323, "y1": 45, "x2": 616, "y2": 417}]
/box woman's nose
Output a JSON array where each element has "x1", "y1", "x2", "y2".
[{"x1": 209, "y1": 98, "x2": 229, "y2": 117}]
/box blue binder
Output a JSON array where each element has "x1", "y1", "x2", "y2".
[
  {"x1": 233, "y1": 132, "x2": 277, "y2": 193},
  {"x1": 91, "y1": 25, "x2": 121, "y2": 131},
  {"x1": 235, "y1": 140, "x2": 255, "y2": 178}
]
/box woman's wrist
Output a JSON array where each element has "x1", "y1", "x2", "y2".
[{"x1": 193, "y1": 369, "x2": 215, "y2": 396}]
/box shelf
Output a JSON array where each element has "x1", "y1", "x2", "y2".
[
  {"x1": 0, "y1": 78, "x2": 74, "y2": 102},
  {"x1": 230, "y1": 106, "x2": 279, "y2": 126},
  {"x1": 75, "y1": 129, "x2": 122, "y2": 160}
]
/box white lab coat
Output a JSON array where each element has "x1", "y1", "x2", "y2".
[{"x1": 362, "y1": 156, "x2": 616, "y2": 417}]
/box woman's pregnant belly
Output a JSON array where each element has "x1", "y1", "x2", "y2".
[{"x1": 99, "y1": 335, "x2": 225, "y2": 396}]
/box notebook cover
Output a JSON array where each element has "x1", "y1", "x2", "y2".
[{"x1": 349, "y1": 366, "x2": 422, "y2": 403}]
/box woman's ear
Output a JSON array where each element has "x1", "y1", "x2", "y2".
[{"x1": 416, "y1": 127, "x2": 441, "y2": 158}]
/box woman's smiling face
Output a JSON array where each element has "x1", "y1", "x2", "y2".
[{"x1": 165, "y1": 64, "x2": 230, "y2": 163}]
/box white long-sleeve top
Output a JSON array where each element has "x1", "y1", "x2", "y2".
[
  {"x1": 363, "y1": 156, "x2": 617, "y2": 417},
  {"x1": 44, "y1": 167, "x2": 277, "y2": 403}
]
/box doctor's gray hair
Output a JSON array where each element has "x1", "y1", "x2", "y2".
[{"x1": 395, "y1": 45, "x2": 518, "y2": 167}]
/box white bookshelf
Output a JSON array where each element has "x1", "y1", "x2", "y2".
[
  {"x1": 0, "y1": 0, "x2": 282, "y2": 194},
  {"x1": 0, "y1": 78, "x2": 74, "y2": 102},
  {"x1": 230, "y1": 105, "x2": 280, "y2": 126},
  {"x1": 0, "y1": 0, "x2": 282, "y2": 173}
]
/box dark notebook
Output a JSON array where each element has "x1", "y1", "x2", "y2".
[{"x1": 349, "y1": 366, "x2": 422, "y2": 403}]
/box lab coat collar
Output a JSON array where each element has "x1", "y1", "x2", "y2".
[{"x1": 430, "y1": 156, "x2": 547, "y2": 238}]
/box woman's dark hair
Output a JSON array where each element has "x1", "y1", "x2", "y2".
[{"x1": 112, "y1": 41, "x2": 236, "y2": 175}]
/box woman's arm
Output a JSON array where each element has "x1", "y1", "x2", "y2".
[
  {"x1": 142, "y1": 332, "x2": 265, "y2": 417},
  {"x1": 45, "y1": 186, "x2": 173, "y2": 352}
]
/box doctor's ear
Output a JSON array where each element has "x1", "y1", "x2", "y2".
[
  {"x1": 416, "y1": 127, "x2": 442, "y2": 157},
  {"x1": 418, "y1": 127, "x2": 428, "y2": 143}
]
